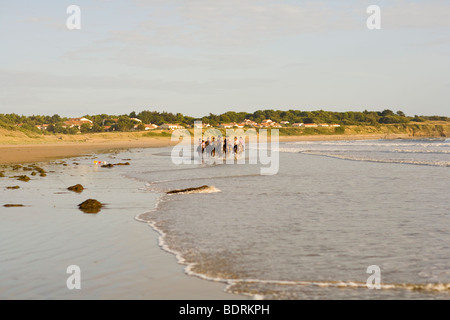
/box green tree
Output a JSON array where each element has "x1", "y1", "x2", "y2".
[
  {"x1": 51, "y1": 114, "x2": 61, "y2": 124},
  {"x1": 136, "y1": 123, "x2": 146, "y2": 131},
  {"x1": 220, "y1": 114, "x2": 231, "y2": 123},
  {"x1": 91, "y1": 123, "x2": 103, "y2": 133},
  {"x1": 380, "y1": 109, "x2": 395, "y2": 117},
  {"x1": 412, "y1": 115, "x2": 426, "y2": 122},
  {"x1": 379, "y1": 115, "x2": 409, "y2": 124},
  {"x1": 117, "y1": 116, "x2": 133, "y2": 131},
  {"x1": 80, "y1": 123, "x2": 91, "y2": 133}
]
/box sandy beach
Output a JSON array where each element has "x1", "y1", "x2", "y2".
[{"x1": 0, "y1": 137, "x2": 178, "y2": 165}]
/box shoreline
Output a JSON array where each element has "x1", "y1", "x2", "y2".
[{"x1": 0, "y1": 132, "x2": 424, "y2": 165}]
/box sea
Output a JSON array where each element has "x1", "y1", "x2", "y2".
[{"x1": 122, "y1": 138, "x2": 450, "y2": 300}]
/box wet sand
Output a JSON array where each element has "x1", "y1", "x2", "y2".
[{"x1": 0, "y1": 149, "x2": 244, "y2": 300}]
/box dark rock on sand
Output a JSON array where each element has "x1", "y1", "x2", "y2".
[
  {"x1": 115, "y1": 162, "x2": 130, "y2": 166},
  {"x1": 0, "y1": 172, "x2": 5, "y2": 177},
  {"x1": 78, "y1": 199, "x2": 103, "y2": 214},
  {"x1": 11, "y1": 165, "x2": 22, "y2": 171},
  {"x1": 166, "y1": 185, "x2": 213, "y2": 194},
  {"x1": 101, "y1": 162, "x2": 130, "y2": 167},
  {"x1": 31, "y1": 172, "x2": 37, "y2": 176},
  {"x1": 16, "y1": 175, "x2": 30, "y2": 182},
  {"x1": 32, "y1": 166, "x2": 47, "y2": 174},
  {"x1": 6, "y1": 186, "x2": 20, "y2": 189},
  {"x1": 68, "y1": 184, "x2": 84, "y2": 193},
  {"x1": 3, "y1": 204, "x2": 25, "y2": 207}
]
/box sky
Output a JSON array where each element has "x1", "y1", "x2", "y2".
[{"x1": 0, "y1": 0, "x2": 449, "y2": 118}]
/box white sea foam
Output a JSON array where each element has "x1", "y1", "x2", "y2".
[
  {"x1": 392, "y1": 149, "x2": 450, "y2": 154},
  {"x1": 285, "y1": 140, "x2": 450, "y2": 148},
  {"x1": 224, "y1": 279, "x2": 450, "y2": 297},
  {"x1": 301, "y1": 151, "x2": 450, "y2": 167},
  {"x1": 276, "y1": 145, "x2": 450, "y2": 167}
]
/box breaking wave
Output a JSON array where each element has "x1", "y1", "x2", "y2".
[
  {"x1": 225, "y1": 279, "x2": 450, "y2": 299},
  {"x1": 285, "y1": 140, "x2": 450, "y2": 148},
  {"x1": 300, "y1": 151, "x2": 450, "y2": 167},
  {"x1": 276, "y1": 140, "x2": 450, "y2": 167}
]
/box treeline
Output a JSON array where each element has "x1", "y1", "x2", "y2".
[
  {"x1": 89, "y1": 109, "x2": 450, "y2": 126},
  {"x1": 0, "y1": 114, "x2": 70, "y2": 134},
  {"x1": 1, "y1": 109, "x2": 449, "y2": 134},
  {"x1": 200, "y1": 109, "x2": 449, "y2": 126}
]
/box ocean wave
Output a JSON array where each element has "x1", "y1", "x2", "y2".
[
  {"x1": 301, "y1": 151, "x2": 450, "y2": 167},
  {"x1": 276, "y1": 148, "x2": 450, "y2": 167},
  {"x1": 392, "y1": 149, "x2": 450, "y2": 154},
  {"x1": 225, "y1": 279, "x2": 450, "y2": 299},
  {"x1": 285, "y1": 141, "x2": 450, "y2": 148},
  {"x1": 278, "y1": 147, "x2": 450, "y2": 156},
  {"x1": 135, "y1": 195, "x2": 450, "y2": 300},
  {"x1": 136, "y1": 197, "x2": 450, "y2": 300}
]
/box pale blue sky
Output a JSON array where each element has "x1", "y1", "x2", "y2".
[{"x1": 1, "y1": 0, "x2": 449, "y2": 117}]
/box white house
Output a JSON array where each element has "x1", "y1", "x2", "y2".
[
  {"x1": 35, "y1": 124, "x2": 50, "y2": 130},
  {"x1": 242, "y1": 119, "x2": 258, "y2": 127},
  {"x1": 160, "y1": 123, "x2": 184, "y2": 130},
  {"x1": 144, "y1": 124, "x2": 158, "y2": 130},
  {"x1": 219, "y1": 123, "x2": 236, "y2": 129},
  {"x1": 193, "y1": 123, "x2": 211, "y2": 129},
  {"x1": 63, "y1": 117, "x2": 93, "y2": 129},
  {"x1": 72, "y1": 117, "x2": 93, "y2": 124}
]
